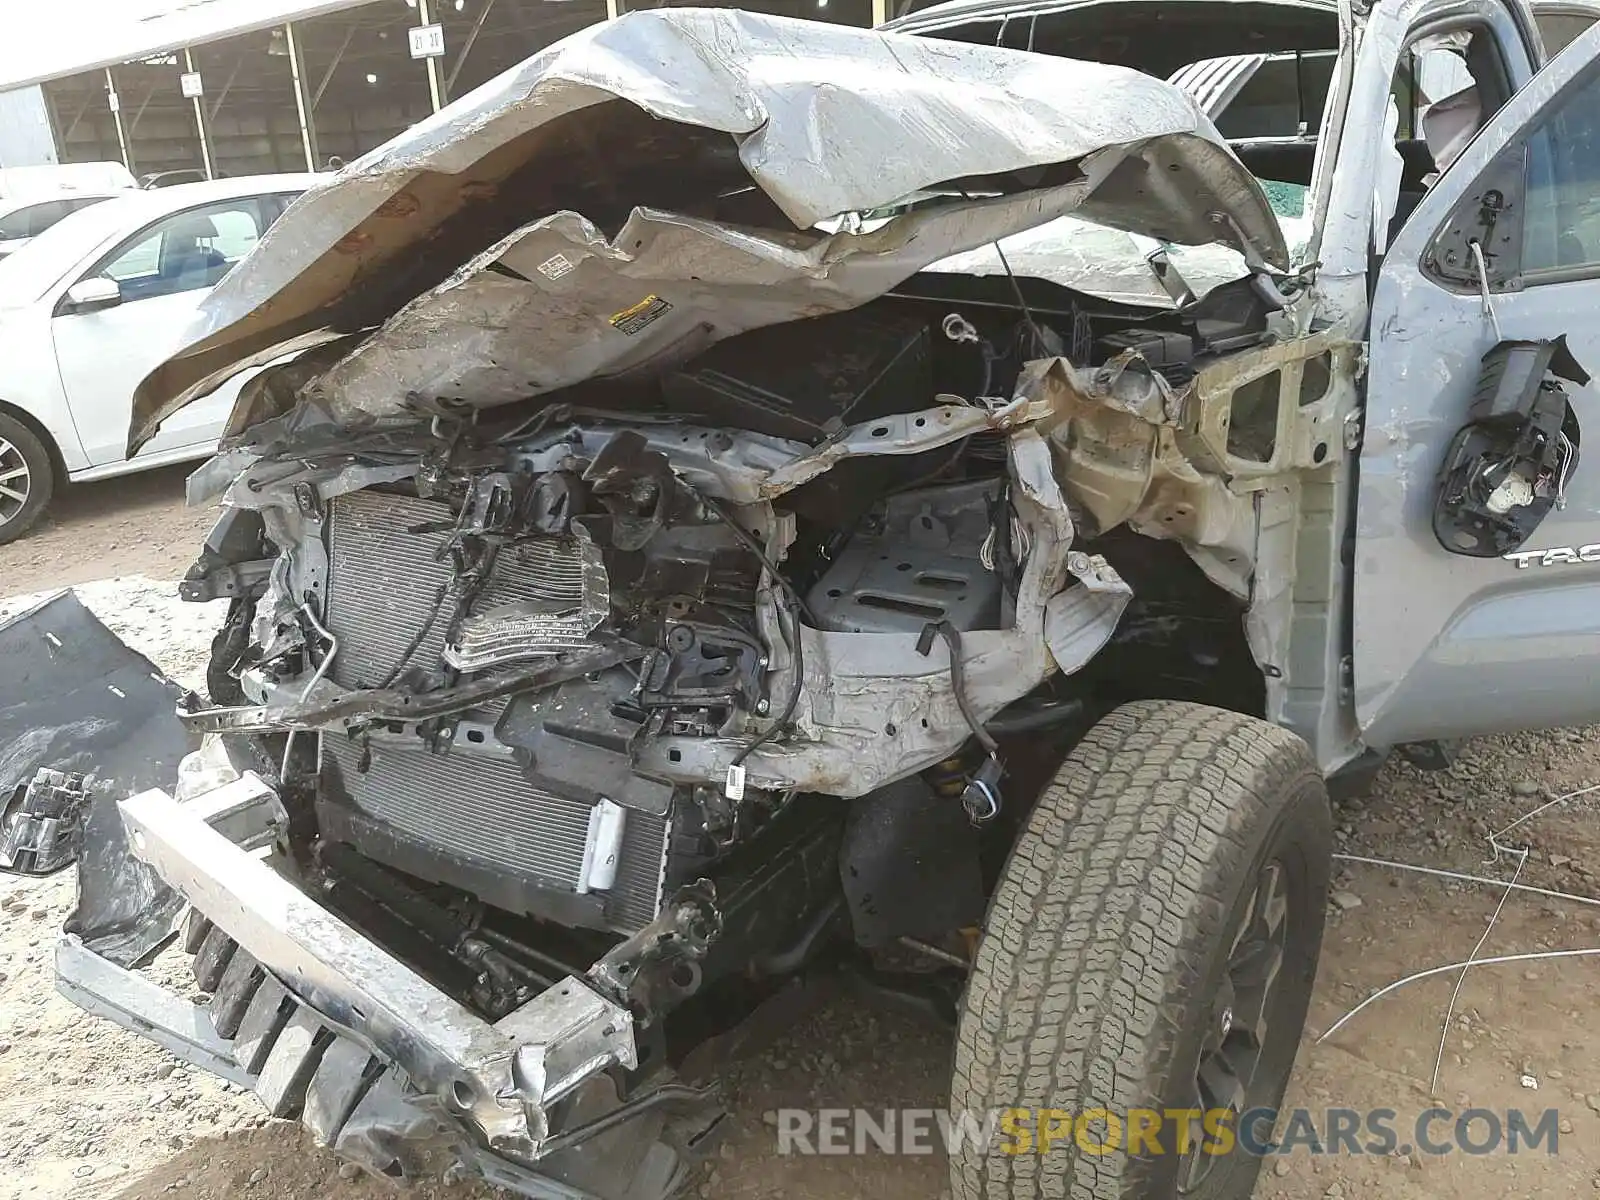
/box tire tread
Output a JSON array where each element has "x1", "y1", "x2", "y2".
[{"x1": 950, "y1": 700, "x2": 1328, "y2": 1199}]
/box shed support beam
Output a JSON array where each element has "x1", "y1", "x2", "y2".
[
  {"x1": 60, "y1": 91, "x2": 96, "y2": 145},
  {"x1": 445, "y1": 0, "x2": 497, "y2": 97},
  {"x1": 126, "y1": 86, "x2": 158, "y2": 137},
  {"x1": 285, "y1": 22, "x2": 320, "y2": 171},
  {"x1": 311, "y1": 25, "x2": 356, "y2": 111},
  {"x1": 207, "y1": 54, "x2": 244, "y2": 122},
  {"x1": 184, "y1": 48, "x2": 216, "y2": 180},
  {"x1": 417, "y1": 0, "x2": 444, "y2": 113},
  {"x1": 105, "y1": 69, "x2": 133, "y2": 174}
]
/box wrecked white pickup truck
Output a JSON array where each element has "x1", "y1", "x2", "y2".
[{"x1": 45, "y1": 1, "x2": 1600, "y2": 1198}]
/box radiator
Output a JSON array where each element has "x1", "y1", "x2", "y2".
[
  {"x1": 318, "y1": 490, "x2": 667, "y2": 933},
  {"x1": 324, "y1": 491, "x2": 592, "y2": 689}
]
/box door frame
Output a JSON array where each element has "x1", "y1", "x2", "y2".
[{"x1": 1355, "y1": 17, "x2": 1600, "y2": 743}]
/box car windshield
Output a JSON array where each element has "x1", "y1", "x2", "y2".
[{"x1": 0, "y1": 195, "x2": 154, "y2": 306}]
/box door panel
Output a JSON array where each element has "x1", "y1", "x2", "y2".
[
  {"x1": 49, "y1": 197, "x2": 270, "y2": 467},
  {"x1": 1357, "y1": 34, "x2": 1600, "y2": 745},
  {"x1": 51, "y1": 292, "x2": 242, "y2": 465}
]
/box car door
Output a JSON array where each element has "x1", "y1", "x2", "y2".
[
  {"x1": 1356, "y1": 21, "x2": 1600, "y2": 745},
  {"x1": 49, "y1": 195, "x2": 278, "y2": 467}
]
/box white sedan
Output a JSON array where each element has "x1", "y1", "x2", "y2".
[
  {"x1": 0, "y1": 173, "x2": 316, "y2": 544},
  {"x1": 0, "y1": 192, "x2": 125, "y2": 260}
]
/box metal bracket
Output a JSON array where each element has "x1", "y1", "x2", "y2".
[
  {"x1": 178, "y1": 559, "x2": 274, "y2": 602},
  {"x1": 1342, "y1": 410, "x2": 1363, "y2": 452},
  {"x1": 502, "y1": 978, "x2": 639, "y2": 1138},
  {"x1": 114, "y1": 785, "x2": 637, "y2": 1160},
  {"x1": 180, "y1": 772, "x2": 288, "y2": 852}
]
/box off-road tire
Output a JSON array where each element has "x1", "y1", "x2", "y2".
[
  {"x1": 950, "y1": 700, "x2": 1331, "y2": 1199},
  {"x1": 0, "y1": 412, "x2": 55, "y2": 546}
]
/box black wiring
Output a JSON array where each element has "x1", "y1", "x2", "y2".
[
  {"x1": 991, "y1": 239, "x2": 1051, "y2": 359},
  {"x1": 732, "y1": 588, "x2": 805, "y2": 769},
  {"x1": 378, "y1": 497, "x2": 475, "y2": 689},
  {"x1": 698, "y1": 491, "x2": 817, "y2": 625},
  {"x1": 916, "y1": 619, "x2": 997, "y2": 756},
  {"x1": 693, "y1": 487, "x2": 814, "y2": 763},
  {"x1": 959, "y1": 186, "x2": 1051, "y2": 360},
  {"x1": 886, "y1": 439, "x2": 970, "y2": 497},
  {"x1": 378, "y1": 575, "x2": 452, "y2": 688}
]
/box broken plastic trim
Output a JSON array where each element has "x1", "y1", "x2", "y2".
[
  {"x1": 179, "y1": 641, "x2": 641, "y2": 735},
  {"x1": 112, "y1": 781, "x2": 639, "y2": 1159},
  {"x1": 0, "y1": 590, "x2": 195, "y2": 884},
  {"x1": 1432, "y1": 336, "x2": 1587, "y2": 558}
]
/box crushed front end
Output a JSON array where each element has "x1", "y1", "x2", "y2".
[
  {"x1": 60, "y1": 751, "x2": 715, "y2": 1199},
  {"x1": 58, "y1": 372, "x2": 1132, "y2": 1196},
  {"x1": 52, "y1": 9, "x2": 1344, "y2": 1197}
]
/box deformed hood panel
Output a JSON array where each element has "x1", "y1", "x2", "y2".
[{"x1": 131, "y1": 7, "x2": 1285, "y2": 446}]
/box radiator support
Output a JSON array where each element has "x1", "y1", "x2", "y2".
[{"x1": 318, "y1": 491, "x2": 668, "y2": 935}]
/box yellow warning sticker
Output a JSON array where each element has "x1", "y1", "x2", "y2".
[{"x1": 609, "y1": 294, "x2": 672, "y2": 335}]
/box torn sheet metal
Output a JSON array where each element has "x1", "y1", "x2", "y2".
[
  {"x1": 0, "y1": 592, "x2": 194, "y2": 878},
  {"x1": 1021, "y1": 355, "x2": 1246, "y2": 535},
  {"x1": 301, "y1": 186, "x2": 1097, "y2": 428},
  {"x1": 630, "y1": 427, "x2": 1098, "y2": 798},
  {"x1": 130, "y1": 7, "x2": 1285, "y2": 448}
]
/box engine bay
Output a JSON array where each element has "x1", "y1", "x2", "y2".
[{"x1": 179, "y1": 278, "x2": 1289, "y2": 1030}]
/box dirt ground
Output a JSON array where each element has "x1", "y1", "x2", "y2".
[{"x1": 2, "y1": 469, "x2": 1598, "y2": 1200}]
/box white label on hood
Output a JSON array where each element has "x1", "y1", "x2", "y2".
[{"x1": 537, "y1": 253, "x2": 574, "y2": 280}]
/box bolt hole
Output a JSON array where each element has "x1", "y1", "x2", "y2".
[
  {"x1": 669, "y1": 749, "x2": 682, "y2": 763},
  {"x1": 886, "y1": 722, "x2": 897, "y2": 736},
  {"x1": 871, "y1": 425, "x2": 890, "y2": 437},
  {"x1": 451, "y1": 1080, "x2": 476, "y2": 1109},
  {"x1": 1313, "y1": 442, "x2": 1328, "y2": 463}
]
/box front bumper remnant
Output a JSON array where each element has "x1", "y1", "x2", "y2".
[{"x1": 55, "y1": 779, "x2": 715, "y2": 1198}]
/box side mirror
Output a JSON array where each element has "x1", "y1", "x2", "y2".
[
  {"x1": 64, "y1": 276, "x2": 122, "y2": 313},
  {"x1": 1432, "y1": 337, "x2": 1585, "y2": 557}
]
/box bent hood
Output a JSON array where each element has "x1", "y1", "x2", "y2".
[{"x1": 130, "y1": 7, "x2": 1285, "y2": 450}]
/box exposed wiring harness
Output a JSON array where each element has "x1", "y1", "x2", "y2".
[{"x1": 694, "y1": 490, "x2": 812, "y2": 772}]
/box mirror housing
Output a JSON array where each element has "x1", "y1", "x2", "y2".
[
  {"x1": 64, "y1": 277, "x2": 122, "y2": 313},
  {"x1": 1432, "y1": 338, "x2": 1585, "y2": 557}
]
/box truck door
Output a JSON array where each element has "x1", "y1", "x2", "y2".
[{"x1": 1356, "y1": 22, "x2": 1600, "y2": 745}]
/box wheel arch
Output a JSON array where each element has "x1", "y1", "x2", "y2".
[{"x1": 0, "y1": 397, "x2": 68, "y2": 480}]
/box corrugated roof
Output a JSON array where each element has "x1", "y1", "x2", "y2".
[{"x1": 0, "y1": 0, "x2": 382, "y2": 92}]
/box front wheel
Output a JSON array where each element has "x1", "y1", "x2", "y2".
[
  {"x1": 950, "y1": 700, "x2": 1331, "y2": 1199},
  {"x1": 0, "y1": 413, "x2": 56, "y2": 546}
]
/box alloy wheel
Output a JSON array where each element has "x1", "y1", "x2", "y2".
[
  {"x1": 0, "y1": 436, "x2": 31, "y2": 527},
  {"x1": 1178, "y1": 860, "x2": 1290, "y2": 1192}
]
